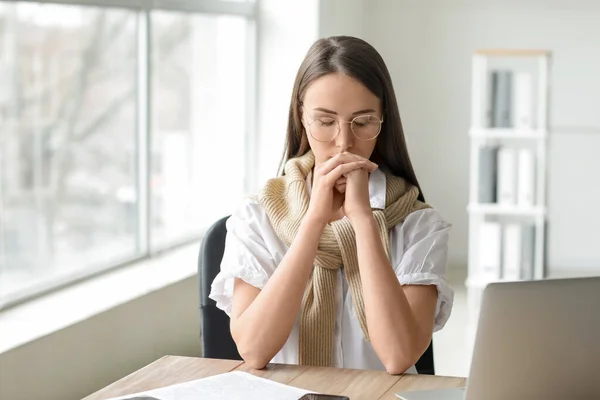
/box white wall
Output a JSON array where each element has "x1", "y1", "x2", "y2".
[
  {"x1": 318, "y1": 0, "x2": 366, "y2": 39},
  {"x1": 0, "y1": 276, "x2": 200, "y2": 400},
  {"x1": 548, "y1": 133, "x2": 600, "y2": 271},
  {"x1": 366, "y1": 0, "x2": 600, "y2": 272},
  {"x1": 255, "y1": 0, "x2": 319, "y2": 186}
]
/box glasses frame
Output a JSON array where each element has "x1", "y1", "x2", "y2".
[{"x1": 301, "y1": 105, "x2": 384, "y2": 143}]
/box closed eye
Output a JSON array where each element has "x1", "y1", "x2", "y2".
[{"x1": 317, "y1": 117, "x2": 336, "y2": 127}]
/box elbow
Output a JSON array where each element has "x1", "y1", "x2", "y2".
[
  {"x1": 383, "y1": 357, "x2": 413, "y2": 375},
  {"x1": 232, "y1": 330, "x2": 271, "y2": 370},
  {"x1": 238, "y1": 347, "x2": 270, "y2": 370},
  {"x1": 243, "y1": 357, "x2": 269, "y2": 370},
  {"x1": 380, "y1": 341, "x2": 426, "y2": 375}
]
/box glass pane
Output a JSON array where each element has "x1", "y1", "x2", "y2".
[
  {"x1": 0, "y1": 3, "x2": 138, "y2": 305},
  {"x1": 151, "y1": 12, "x2": 248, "y2": 247}
]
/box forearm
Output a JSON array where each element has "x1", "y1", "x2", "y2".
[
  {"x1": 231, "y1": 216, "x2": 326, "y2": 368},
  {"x1": 352, "y1": 215, "x2": 426, "y2": 374}
]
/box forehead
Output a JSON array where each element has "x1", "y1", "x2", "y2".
[{"x1": 302, "y1": 73, "x2": 380, "y2": 112}]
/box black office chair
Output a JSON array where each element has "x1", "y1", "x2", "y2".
[
  {"x1": 198, "y1": 215, "x2": 242, "y2": 361},
  {"x1": 198, "y1": 215, "x2": 435, "y2": 375}
]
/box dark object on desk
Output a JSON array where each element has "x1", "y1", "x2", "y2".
[
  {"x1": 300, "y1": 394, "x2": 350, "y2": 400},
  {"x1": 198, "y1": 215, "x2": 435, "y2": 375}
]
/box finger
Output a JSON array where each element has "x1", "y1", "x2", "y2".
[
  {"x1": 335, "y1": 178, "x2": 346, "y2": 188},
  {"x1": 340, "y1": 152, "x2": 378, "y2": 168},
  {"x1": 317, "y1": 153, "x2": 354, "y2": 176},
  {"x1": 325, "y1": 161, "x2": 374, "y2": 186},
  {"x1": 318, "y1": 153, "x2": 377, "y2": 176},
  {"x1": 340, "y1": 152, "x2": 378, "y2": 173}
]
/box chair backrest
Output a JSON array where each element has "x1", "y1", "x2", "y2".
[
  {"x1": 198, "y1": 215, "x2": 435, "y2": 374},
  {"x1": 416, "y1": 340, "x2": 435, "y2": 375},
  {"x1": 198, "y1": 215, "x2": 241, "y2": 360}
]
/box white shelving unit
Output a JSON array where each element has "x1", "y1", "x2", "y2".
[{"x1": 466, "y1": 49, "x2": 551, "y2": 364}]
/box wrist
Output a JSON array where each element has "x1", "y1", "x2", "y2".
[
  {"x1": 347, "y1": 211, "x2": 375, "y2": 226},
  {"x1": 300, "y1": 213, "x2": 328, "y2": 232}
]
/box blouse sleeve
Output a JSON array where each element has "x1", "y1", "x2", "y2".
[
  {"x1": 208, "y1": 198, "x2": 278, "y2": 316},
  {"x1": 389, "y1": 208, "x2": 454, "y2": 332}
]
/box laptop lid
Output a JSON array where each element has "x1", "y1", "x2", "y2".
[{"x1": 465, "y1": 277, "x2": 600, "y2": 400}]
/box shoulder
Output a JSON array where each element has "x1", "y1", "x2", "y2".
[
  {"x1": 229, "y1": 195, "x2": 264, "y2": 221},
  {"x1": 226, "y1": 196, "x2": 269, "y2": 236},
  {"x1": 226, "y1": 195, "x2": 288, "y2": 251},
  {"x1": 396, "y1": 207, "x2": 452, "y2": 236},
  {"x1": 388, "y1": 207, "x2": 451, "y2": 269}
]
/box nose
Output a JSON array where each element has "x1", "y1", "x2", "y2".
[{"x1": 335, "y1": 121, "x2": 354, "y2": 152}]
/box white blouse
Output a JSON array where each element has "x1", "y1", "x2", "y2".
[{"x1": 209, "y1": 168, "x2": 454, "y2": 374}]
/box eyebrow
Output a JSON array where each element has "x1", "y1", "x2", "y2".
[{"x1": 313, "y1": 107, "x2": 377, "y2": 116}]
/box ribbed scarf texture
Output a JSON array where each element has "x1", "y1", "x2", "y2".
[{"x1": 259, "y1": 150, "x2": 430, "y2": 366}]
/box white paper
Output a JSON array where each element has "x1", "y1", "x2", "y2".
[{"x1": 107, "y1": 371, "x2": 313, "y2": 400}]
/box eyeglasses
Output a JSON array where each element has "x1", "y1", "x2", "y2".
[{"x1": 302, "y1": 106, "x2": 384, "y2": 142}]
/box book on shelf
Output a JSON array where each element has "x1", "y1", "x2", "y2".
[
  {"x1": 521, "y1": 224, "x2": 536, "y2": 280},
  {"x1": 490, "y1": 70, "x2": 513, "y2": 128},
  {"x1": 478, "y1": 221, "x2": 502, "y2": 281},
  {"x1": 476, "y1": 146, "x2": 535, "y2": 209},
  {"x1": 478, "y1": 146, "x2": 499, "y2": 203},
  {"x1": 502, "y1": 223, "x2": 522, "y2": 281},
  {"x1": 513, "y1": 71, "x2": 535, "y2": 129},
  {"x1": 497, "y1": 147, "x2": 518, "y2": 205},
  {"x1": 517, "y1": 148, "x2": 536, "y2": 206},
  {"x1": 479, "y1": 69, "x2": 533, "y2": 207},
  {"x1": 477, "y1": 222, "x2": 536, "y2": 283},
  {"x1": 486, "y1": 69, "x2": 537, "y2": 131}
]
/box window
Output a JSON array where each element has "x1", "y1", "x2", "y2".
[
  {"x1": 151, "y1": 11, "x2": 248, "y2": 246},
  {"x1": 0, "y1": 0, "x2": 256, "y2": 309}
]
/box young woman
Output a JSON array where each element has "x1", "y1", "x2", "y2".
[{"x1": 209, "y1": 36, "x2": 453, "y2": 375}]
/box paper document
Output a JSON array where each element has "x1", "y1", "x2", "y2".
[{"x1": 107, "y1": 371, "x2": 313, "y2": 400}]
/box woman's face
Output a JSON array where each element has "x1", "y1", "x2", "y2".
[{"x1": 301, "y1": 73, "x2": 383, "y2": 166}]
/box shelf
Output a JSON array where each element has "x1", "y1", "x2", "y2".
[
  {"x1": 474, "y1": 49, "x2": 551, "y2": 57},
  {"x1": 467, "y1": 203, "x2": 546, "y2": 217},
  {"x1": 469, "y1": 128, "x2": 548, "y2": 139},
  {"x1": 468, "y1": 51, "x2": 550, "y2": 322}
]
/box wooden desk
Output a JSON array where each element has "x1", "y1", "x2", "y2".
[{"x1": 84, "y1": 356, "x2": 466, "y2": 400}]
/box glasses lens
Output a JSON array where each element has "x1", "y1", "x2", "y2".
[
  {"x1": 351, "y1": 115, "x2": 381, "y2": 140},
  {"x1": 309, "y1": 117, "x2": 338, "y2": 141}
]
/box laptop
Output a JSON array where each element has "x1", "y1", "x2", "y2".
[{"x1": 397, "y1": 276, "x2": 600, "y2": 400}]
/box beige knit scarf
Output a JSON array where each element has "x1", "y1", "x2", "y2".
[{"x1": 259, "y1": 150, "x2": 430, "y2": 366}]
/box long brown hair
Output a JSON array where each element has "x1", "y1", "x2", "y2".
[{"x1": 279, "y1": 35, "x2": 425, "y2": 202}]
